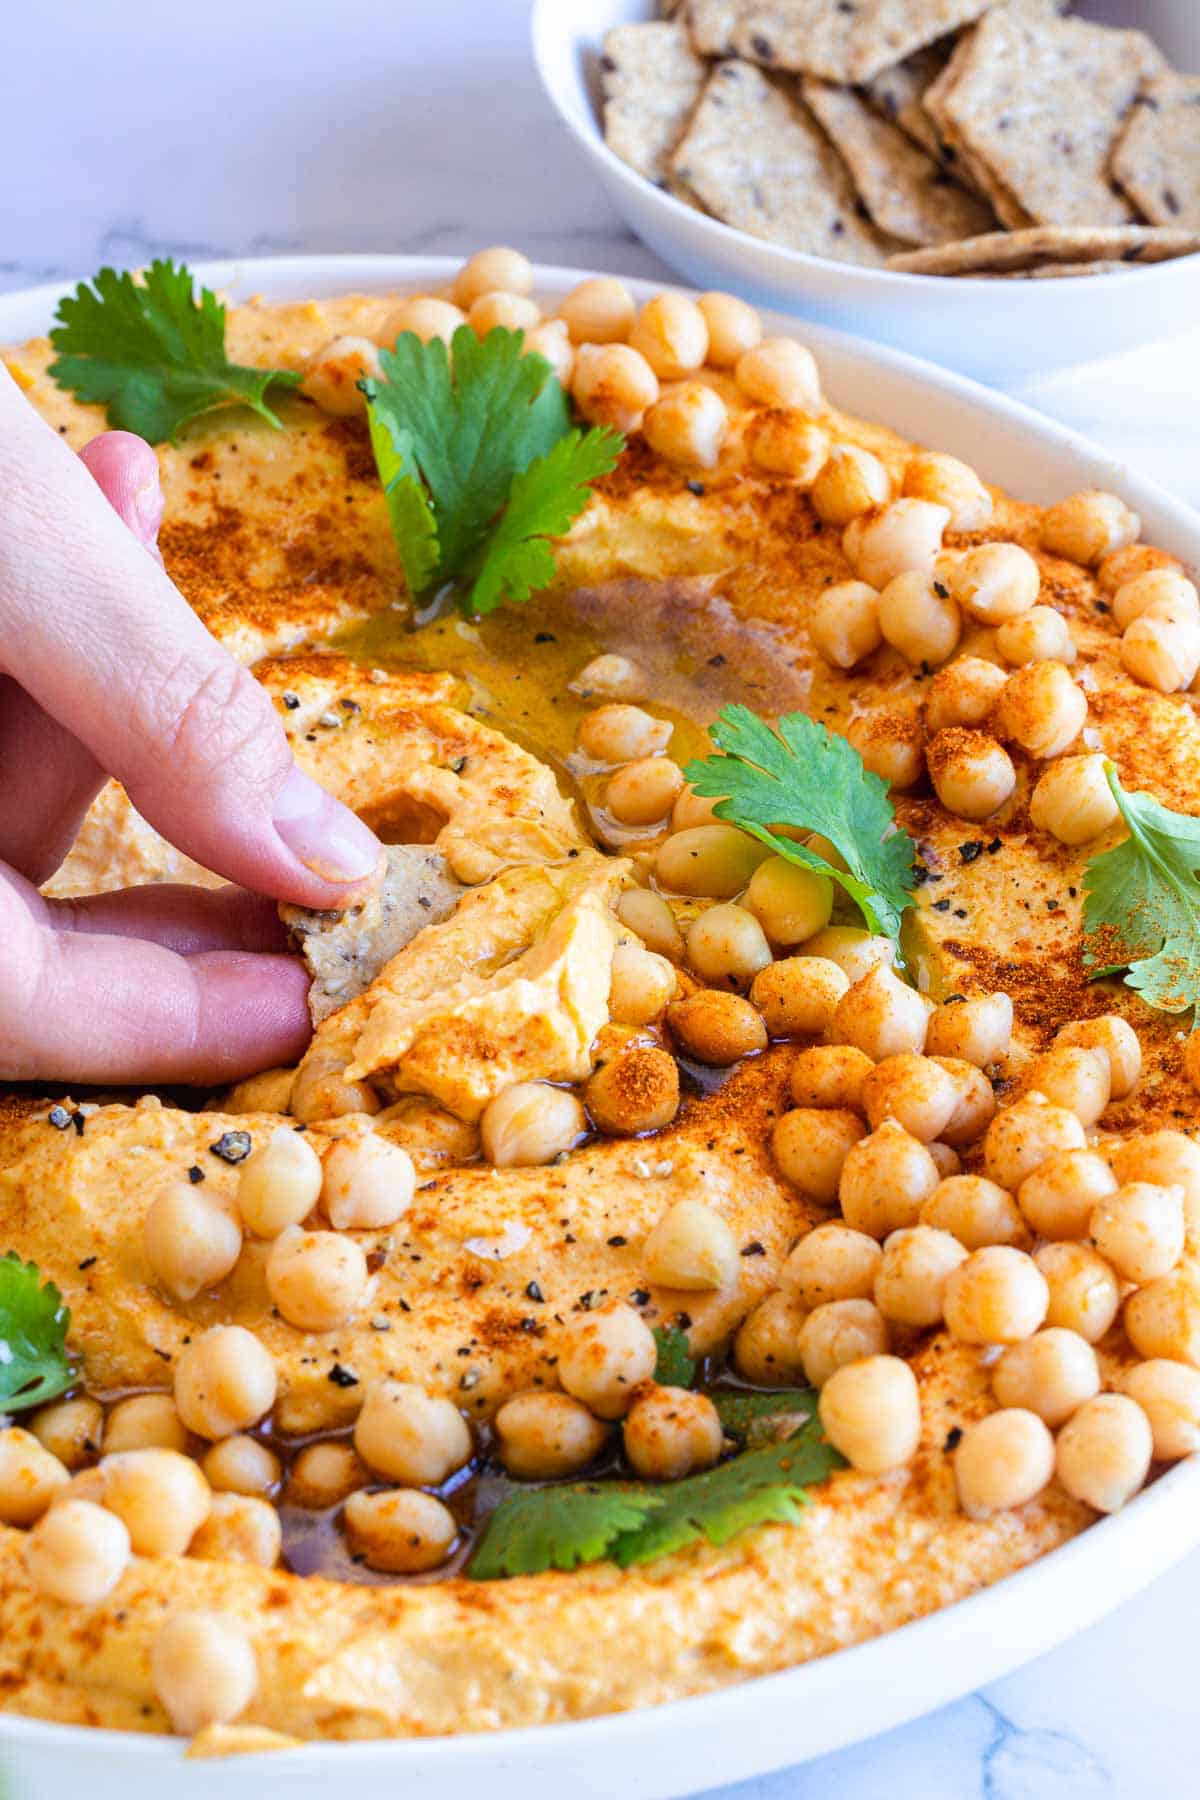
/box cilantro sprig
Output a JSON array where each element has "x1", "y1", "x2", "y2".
[
  {"x1": 652, "y1": 1324, "x2": 696, "y2": 1388},
  {"x1": 0, "y1": 1254, "x2": 73, "y2": 1412},
  {"x1": 1083, "y1": 760, "x2": 1200, "y2": 1020},
  {"x1": 685, "y1": 705, "x2": 916, "y2": 944},
  {"x1": 363, "y1": 325, "x2": 622, "y2": 617},
  {"x1": 49, "y1": 261, "x2": 301, "y2": 443}
]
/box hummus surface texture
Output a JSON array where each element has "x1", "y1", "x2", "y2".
[{"x1": 0, "y1": 285, "x2": 1196, "y2": 1743}]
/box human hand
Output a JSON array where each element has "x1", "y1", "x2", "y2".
[{"x1": 0, "y1": 370, "x2": 383, "y2": 1086}]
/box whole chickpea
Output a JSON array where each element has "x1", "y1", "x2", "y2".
[
  {"x1": 833, "y1": 962, "x2": 929, "y2": 1061},
  {"x1": 771, "y1": 1106, "x2": 866, "y2": 1202},
  {"x1": 469, "y1": 291, "x2": 541, "y2": 337},
  {"x1": 586, "y1": 1044, "x2": 680, "y2": 1136},
  {"x1": 953, "y1": 1409, "x2": 1055, "y2": 1518},
  {"x1": 354, "y1": 1380, "x2": 472, "y2": 1485},
  {"x1": 24, "y1": 1497, "x2": 130, "y2": 1605},
  {"x1": 746, "y1": 411, "x2": 829, "y2": 483},
  {"x1": 525, "y1": 319, "x2": 575, "y2": 384},
  {"x1": 842, "y1": 500, "x2": 949, "y2": 591},
  {"x1": 920, "y1": 1174, "x2": 1030, "y2": 1251},
  {"x1": 933, "y1": 1057, "x2": 996, "y2": 1147},
  {"x1": 237, "y1": 1126, "x2": 323, "y2": 1238},
  {"x1": 925, "y1": 992, "x2": 1012, "y2": 1069},
  {"x1": 983, "y1": 1092, "x2": 1086, "y2": 1191},
  {"x1": 1099, "y1": 543, "x2": 1183, "y2": 595},
  {"x1": 572, "y1": 652, "x2": 646, "y2": 702},
  {"x1": 320, "y1": 1130, "x2": 416, "y2": 1231},
  {"x1": 606, "y1": 756, "x2": 685, "y2": 827},
  {"x1": 300, "y1": 336, "x2": 381, "y2": 416},
  {"x1": 344, "y1": 1488, "x2": 458, "y2": 1574},
  {"x1": 174, "y1": 1327, "x2": 277, "y2": 1441},
  {"x1": 670, "y1": 783, "x2": 722, "y2": 832},
  {"x1": 623, "y1": 1386, "x2": 723, "y2": 1480},
  {"x1": 735, "y1": 337, "x2": 821, "y2": 412},
  {"x1": 994, "y1": 661, "x2": 1087, "y2": 759},
  {"x1": 643, "y1": 1199, "x2": 739, "y2": 1290},
  {"x1": 142, "y1": 1182, "x2": 241, "y2": 1303},
  {"x1": 480, "y1": 1082, "x2": 586, "y2": 1168},
  {"x1": 790, "y1": 1043, "x2": 874, "y2": 1111},
  {"x1": 202, "y1": 1435, "x2": 281, "y2": 1499},
  {"x1": 942, "y1": 542, "x2": 1040, "y2": 624},
  {"x1": 1028, "y1": 1044, "x2": 1110, "y2": 1127},
  {"x1": 31, "y1": 1397, "x2": 104, "y2": 1472},
  {"x1": 1018, "y1": 1148, "x2": 1117, "y2": 1242},
  {"x1": 616, "y1": 888, "x2": 685, "y2": 962},
  {"x1": 656, "y1": 824, "x2": 769, "y2": 899},
  {"x1": 1029, "y1": 754, "x2": 1120, "y2": 846},
  {"x1": 818, "y1": 1355, "x2": 921, "y2": 1473},
  {"x1": 902, "y1": 452, "x2": 993, "y2": 531},
  {"x1": 100, "y1": 1449, "x2": 211, "y2": 1556},
  {"x1": 494, "y1": 1391, "x2": 609, "y2": 1479},
  {"x1": 151, "y1": 1611, "x2": 258, "y2": 1736},
  {"x1": 667, "y1": 990, "x2": 768, "y2": 1064},
  {"x1": 746, "y1": 855, "x2": 834, "y2": 946},
  {"x1": 877, "y1": 569, "x2": 961, "y2": 668},
  {"x1": 1124, "y1": 1268, "x2": 1200, "y2": 1366},
  {"x1": 782, "y1": 1223, "x2": 882, "y2": 1307},
  {"x1": 802, "y1": 926, "x2": 894, "y2": 985},
  {"x1": 558, "y1": 275, "x2": 635, "y2": 344},
  {"x1": 808, "y1": 580, "x2": 883, "y2": 671},
  {"x1": 751, "y1": 956, "x2": 848, "y2": 1038},
  {"x1": 799, "y1": 1297, "x2": 888, "y2": 1387},
  {"x1": 0, "y1": 1428, "x2": 69, "y2": 1525},
  {"x1": 289, "y1": 1045, "x2": 381, "y2": 1124},
  {"x1": 190, "y1": 1493, "x2": 282, "y2": 1569},
  {"x1": 452, "y1": 246, "x2": 534, "y2": 308},
  {"x1": 629, "y1": 293, "x2": 708, "y2": 378},
  {"x1": 922, "y1": 656, "x2": 1008, "y2": 734},
  {"x1": 558, "y1": 1302, "x2": 657, "y2": 1419},
  {"x1": 991, "y1": 1328, "x2": 1100, "y2": 1427},
  {"x1": 809, "y1": 444, "x2": 890, "y2": 525},
  {"x1": 1057, "y1": 1016, "x2": 1142, "y2": 1101},
  {"x1": 698, "y1": 291, "x2": 762, "y2": 367},
  {"x1": 1122, "y1": 1360, "x2": 1200, "y2": 1460},
  {"x1": 733, "y1": 1290, "x2": 810, "y2": 1385},
  {"x1": 874, "y1": 1226, "x2": 966, "y2": 1328},
  {"x1": 942, "y1": 1246, "x2": 1049, "y2": 1345},
  {"x1": 265, "y1": 1227, "x2": 368, "y2": 1333},
  {"x1": 845, "y1": 708, "x2": 925, "y2": 792},
  {"x1": 1034, "y1": 1242, "x2": 1121, "y2": 1343},
  {"x1": 104, "y1": 1393, "x2": 188, "y2": 1455},
  {"x1": 643, "y1": 383, "x2": 729, "y2": 469},
  {"x1": 1111, "y1": 568, "x2": 1199, "y2": 631},
  {"x1": 862, "y1": 1053, "x2": 960, "y2": 1143},
  {"x1": 994, "y1": 605, "x2": 1076, "y2": 668},
  {"x1": 384, "y1": 296, "x2": 465, "y2": 345},
  {"x1": 1091, "y1": 1182, "x2": 1185, "y2": 1284},
  {"x1": 1040, "y1": 490, "x2": 1139, "y2": 567},
  {"x1": 609, "y1": 941, "x2": 677, "y2": 1026},
  {"x1": 1055, "y1": 1393, "x2": 1152, "y2": 1513},
  {"x1": 926, "y1": 729, "x2": 1016, "y2": 821},
  {"x1": 572, "y1": 343, "x2": 659, "y2": 433},
  {"x1": 838, "y1": 1120, "x2": 940, "y2": 1239},
  {"x1": 285, "y1": 1441, "x2": 367, "y2": 1511},
  {"x1": 578, "y1": 702, "x2": 671, "y2": 764},
  {"x1": 686, "y1": 903, "x2": 772, "y2": 989},
  {"x1": 1112, "y1": 1130, "x2": 1200, "y2": 1228}
]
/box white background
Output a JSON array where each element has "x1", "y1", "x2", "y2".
[{"x1": 3, "y1": 1, "x2": 1200, "y2": 1793}]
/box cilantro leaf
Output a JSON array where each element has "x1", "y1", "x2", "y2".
[
  {"x1": 711, "y1": 1387, "x2": 818, "y2": 1446},
  {"x1": 468, "y1": 427, "x2": 622, "y2": 616},
  {"x1": 652, "y1": 1324, "x2": 697, "y2": 1388},
  {"x1": 0, "y1": 1254, "x2": 73, "y2": 1411},
  {"x1": 1083, "y1": 761, "x2": 1200, "y2": 1019},
  {"x1": 468, "y1": 1481, "x2": 664, "y2": 1579},
  {"x1": 49, "y1": 261, "x2": 301, "y2": 443},
  {"x1": 365, "y1": 402, "x2": 439, "y2": 598},
  {"x1": 684, "y1": 705, "x2": 916, "y2": 944}
]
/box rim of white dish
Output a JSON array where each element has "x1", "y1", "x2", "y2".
[{"x1": 1, "y1": 253, "x2": 1199, "y2": 1775}]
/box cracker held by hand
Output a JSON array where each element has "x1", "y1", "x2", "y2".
[
  {"x1": 887, "y1": 224, "x2": 1200, "y2": 277},
  {"x1": 690, "y1": 0, "x2": 997, "y2": 86},
  {"x1": 1113, "y1": 72, "x2": 1200, "y2": 231},
  {"x1": 601, "y1": 22, "x2": 708, "y2": 189}
]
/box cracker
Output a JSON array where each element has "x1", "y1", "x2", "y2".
[
  {"x1": 859, "y1": 40, "x2": 953, "y2": 166},
  {"x1": 690, "y1": 0, "x2": 997, "y2": 86},
  {"x1": 937, "y1": 8, "x2": 1166, "y2": 227},
  {"x1": 803, "y1": 77, "x2": 993, "y2": 246},
  {"x1": 1113, "y1": 72, "x2": 1200, "y2": 231},
  {"x1": 887, "y1": 225, "x2": 1200, "y2": 276},
  {"x1": 670, "y1": 60, "x2": 899, "y2": 264},
  {"x1": 921, "y1": 25, "x2": 1034, "y2": 225},
  {"x1": 601, "y1": 22, "x2": 709, "y2": 187}
]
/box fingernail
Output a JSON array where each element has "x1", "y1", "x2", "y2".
[
  {"x1": 132, "y1": 475, "x2": 164, "y2": 545},
  {"x1": 272, "y1": 766, "x2": 382, "y2": 885}
]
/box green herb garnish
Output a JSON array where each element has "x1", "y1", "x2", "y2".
[
  {"x1": 363, "y1": 325, "x2": 622, "y2": 617},
  {"x1": 1084, "y1": 760, "x2": 1200, "y2": 1020},
  {"x1": 652, "y1": 1324, "x2": 697, "y2": 1388},
  {"x1": 685, "y1": 705, "x2": 916, "y2": 944},
  {"x1": 468, "y1": 1413, "x2": 843, "y2": 1580},
  {"x1": 711, "y1": 1386, "x2": 818, "y2": 1446},
  {"x1": 0, "y1": 1254, "x2": 73, "y2": 1411},
  {"x1": 49, "y1": 260, "x2": 301, "y2": 443}
]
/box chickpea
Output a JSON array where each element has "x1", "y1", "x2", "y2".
[
  {"x1": 1018, "y1": 1148, "x2": 1116, "y2": 1242},
  {"x1": 223, "y1": 1065, "x2": 297, "y2": 1115},
  {"x1": 656, "y1": 823, "x2": 768, "y2": 898},
  {"x1": 495, "y1": 1390, "x2": 609, "y2": 1479},
  {"x1": 862, "y1": 1053, "x2": 959, "y2": 1143},
  {"x1": 1099, "y1": 543, "x2": 1183, "y2": 594},
  {"x1": 843, "y1": 500, "x2": 949, "y2": 592},
  {"x1": 1095, "y1": 1183, "x2": 1188, "y2": 1283},
  {"x1": 557, "y1": 1302, "x2": 657, "y2": 1420},
  {"x1": 31, "y1": 1398, "x2": 103, "y2": 1472},
  {"x1": 846, "y1": 707, "x2": 925, "y2": 790},
  {"x1": 925, "y1": 992, "x2": 1012, "y2": 1069},
  {"x1": 617, "y1": 887, "x2": 685, "y2": 962},
  {"x1": 285, "y1": 1442, "x2": 367, "y2": 1511},
  {"x1": 874, "y1": 1226, "x2": 966, "y2": 1328},
  {"x1": 1111, "y1": 568, "x2": 1199, "y2": 631},
  {"x1": 142, "y1": 1182, "x2": 241, "y2": 1303},
  {"x1": 558, "y1": 275, "x2": 635, "y2": 344},
  {"x1": 1029, "y1": 754, "x2": 1120, "y2": 846},
  {"x1": 920, "y1": 1174, "x2": 1030, "y2": 1251},
  {"x1": 744, "y1": 857, "x2": 833, "y2": 948},
  {"x1": 524, "y1": 319, "x2": 575, "y2": 384},
  {"x1": 320, "y1": 1130, "x2": 416, "y2": 1232},
  {"x1": 735, "y1": 337, "x2": 821, "y2": 412},
  {"x1": 643, "y1": 1198, "x2": 738, "y2": 1289},
  {"x1": 953, "y1": 1409, "x2": 1055, "y2": 1518},
  {"x1": 1041, "y1": 490, "x2": 1139, "y2": 567},
  {"x1": 25, "y1": 1496, "x2": 131, "y2": 1605},
  {"x1": 1056, "y1": 1015, "x2": 1141, "y2": 1101},
  {"x1": 995, "y1": 605, "x2": 1076, "y2": 668},
  {"x1": 943, "y1": 1246, "x2": 1049, "y2": 1345},
  {"x1": 480, "y1": 1082, "x2": 586, "y2": 1168},
  {"x1": 1056, "y1": 1393, "x2": 1152, "y2": 1513},
  {"x1": 572, "y1": 343, "x2": 659, "y2": 433},
  {"x1": 152, "y1": 1610, "x2": 258, "y2": 1736},
  {"x1": 790, "y1": 1043, "x2": 873, "y2": 1110},
  {"x1": 809, "y1": 444, "x2": 890, "y2": 525},
  {"x1": 265, "y1": 1227, "x2": 368, "y2": 1333},
  {"x1": 629, "y1": 293, "x2": 708, "y2": 378},
  {"x1": 469, "y1": 291, "x2": 541, "y2": 339},
  {"x1": 643, "y1": 382, "x2": 728, "y2": 469},
  {"x1": 384, "y1": 296, "x2": 465, "y2": 345},
  {"x1": 995, "y1": 661, "x2": 1087, "y2": 760},
  {"x1": 902, "y1": 451, "x2": 993, "y2": 531},
  {"x1": 667, "y1": 990, "x2": 768, "y2": 1063},
  {"x1": 808, "y1": 580, "x2": 883, "y2": 671},
  {"x1": 782, "y1": 1223, "x2": 881, "y2": 1307},
  {"x1": 670, "y1": 783, "x2": 722, "y2": 833},
  {"x1": 799, "y1": 1297, "x2": 888, "y2": 1387},
  {"x1": 803, "y1": 926, "x2": 894, "y2": 985},
  {"x1": 300, "y1": 335, "x2": 381, "y2": 416},
  {"x1": 606, "y1": 756, "x2": 685, "y2": 827},
  {"x1": 101, "y1": 1449, "x2": 211, "y2": 1556},
  {"x1": 578, "y1": 703, "x2": 671, "y2": 765},
  {"x1": 983, "y1": 1091, "x2": 1086, "y2": 1190},
  {"x1": 933, "y1": 1057, "x2": 996, "y2": 1147},
  {"x1": 1122, "y1": 1360, "x2": 1200, "y2": 1460},
  {"x1": 1112, "y1": 1130, "x2": 1200, "y2": 1227},
  {"x1": 104, "y1": 1393, "x2": 188, "y2": 1455},
  {"x1": 173, "y1": 1327, "x2": 277, "y2": 1443},
  {"x1": 834, "y1": 962, "x2": 928, "y2": 1062},
  {"x1": 772, "y1": 1107, "x2": 866, "y2": 1203},
  {"x1": 942, "y1": 542, "x2": 1040, "y2": 625},
  {"x1": 878, "y1": 569, "x2": 961, "y2": 668},
  {"x1": 623, "y1": 1386, "x2": 723, "y2": 1480},
  {"x1": 746, "y1": 411, "x2": 829, "y2": 482},
  {"x1": 698, "y1": 291, "x2": 761, "y2": 367},
  {"x1": 375, "y1": 1098, "x2": 479, "y2": 1173},
  {"x1": 452, "y1": 246, "x2": 534, "y2": 308},
  {"x1": 752, "y1": 955, "x2": 848, "y2": 1038},
  {"x1": 344, "y1": 1488, "x2": 457, "y2": 1574},
  {"x1": 927, "y1": 728, "x2": 1015, "y2": 820},
  {"x1": 838, "y1": 1120, "x2": 939, "y2": 1239},
  {"x1": 586, "y1": 1044, "x2": 680, "y2": 1136},
  {"x1": 1028, "y1": 1044, "x2": 1110, "y2": 1127},
  {"x1": 819, "y1": 1354, "x2": 921, "y2": 1473},
  {"x1": 1125, "y1": 1268, "x2": 1200, "y2": 1365},
  {"x1": 572, "y1": 653, "x2": 645, "y2": 702},
  {"x1": 609, "y1": 942, "x2": 676, "y2": 1026},
  {"x1": 0, "y1": 1427, "x2": 69, "y2": 1525},
  {"x1": 289, "y1": 1045, "x2": 381, "y2": 1124},
  {"x1": 236, "y1": 1126, "x2": 322, "y2": 1239},
  {"x1": 190, "y1": 1493, "x2": 281, "y2": 1568},
  {"x1": 353, "y1": 1380, "x2": 471, "y2": 1485},
  {"x1": 733, "y1": 1290, "x2": 810, "y2": 1384},
  {"x1": 202, "y1": 1435, "x2": 280, "y2": 1498},
  {"x1": 923, "y1": 656, "x2": 1008, "y2": 734},
  {"x1": 928, "y1": 1141, "x2": 963, "y2": 1180},
  {"x1": 993, "y1": 1329, "x2": 1101, "y2": 1427},
  {"x1": 687, "y1": 902, "x2": 772, "y2": 988},
  {"x1": 1034, "y1": 1242, "x2": 1121, "y2": 1343},
  {"x1": 1121, "y1": 605, "x2": 1200, "y2": 693}
]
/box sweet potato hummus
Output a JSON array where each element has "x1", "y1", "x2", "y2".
[{"x1": 0, "y1": 272, "x2": 1197, "y2": 1747}]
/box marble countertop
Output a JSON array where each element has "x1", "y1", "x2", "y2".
[{"x1": 4, "y1": 1, "x2": 1200, "y2": 1794}]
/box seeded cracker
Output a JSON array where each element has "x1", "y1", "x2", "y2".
[
  {"x1": 690, "y1": 0, "x2": 997, "y2": 86},
  {"x1": 1113, "y1": 73, "x2": 1200, "y2": 231},
  {"x1": 671, "y1": 60, "x2": 899, "y2": 264},
  {"x1": 601, "y1": 23, "x2": 709, "y2": 191},
  {"x1": 936, "y1": 8, "x2": 1166, "y2": 228},
  {"x1": 922, "y1": 24, "x2": 1034, "y2": 225},
  {"x1": 887, "y1": 225, "x2": 1200, "y2": 277},
  {"x1": 803, "y1": 78, "x2": 993, "y2": 246},
  {"x1": 858, "y1": 40, "x2": 954, "y2": 167}
]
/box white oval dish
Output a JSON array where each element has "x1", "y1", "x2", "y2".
[
  {"x1": 532, "y1": 0, "x2": 1200, "y2": 384},
  {"x1": 1, "y1": 254, "x2": 1199, "y2": 1799}
]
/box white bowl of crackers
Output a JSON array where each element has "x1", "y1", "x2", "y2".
[{"x1": 533, "y1": 0, "x2": 1200, "y2": 382}]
